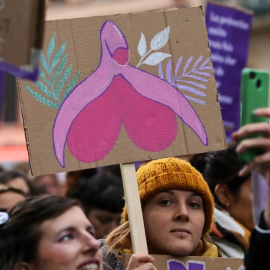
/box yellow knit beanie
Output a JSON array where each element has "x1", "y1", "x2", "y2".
[{"x1": 122, "y1": 157, "x2": 214, "y2": 236}]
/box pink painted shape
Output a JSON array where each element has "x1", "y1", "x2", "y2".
[
  {"x1": 67, "y1": 85, "x2": 121, "y2": 163},
  {"x1": 53, "y1": 20, "x2": 208, "y2": 167},
  {"x1": 113, "y1": 48, "x2": 129, "y2": 65},
  {"x1": 53, "y1": 21, "x2": 127, "y2": 167},
  {"x1": 53, "y1": 67, "x2": 115, "y2": 167},
  {"x1": 67, "y1": 74, "x2": 177, "y2": 163},
  {"x1": 122, "y1": 66, "x2": 208, "y2": 145}
]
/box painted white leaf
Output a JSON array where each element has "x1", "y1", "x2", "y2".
[
  {"x1": 138, "y1": 33, "x2": 147, "y2": 57},
  {"x1": 150, "y1": 26, "x2": 170, "y2": 51},
  {"x1": 142, "y1": 52, "x2": 171, "y2": 66}
]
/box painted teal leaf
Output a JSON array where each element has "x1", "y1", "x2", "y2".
[
  {"x1": 47, "y1": 33, "x2": 56, "y2": 63},
  {"x1": 40, "y1": 52, "x2": 49, "y2": 74},
  {"x1": 35, "y1": 80, "x2": 55, "y2": 99},
  {"x1": 61, "y1": 71, "x2": 80, "y2": 102},
  {"x1": 51, "y1": 53, "x2": 68, "y2": 89},
  {"x1": 25, "y1": 33, "x2": 82, "y2": 108},
  {"x1": 55, "y1": 64, "x2": 72, "y2": 100},
  {"x1": 39, "y1": 69, "x2": 50, "y2": 86},
  {"x1": 25, "y1": 85, "x2": 59, "y2": 109},
  {"x1": 49, "y1": 42, "x2": 67, "y2": 75}
]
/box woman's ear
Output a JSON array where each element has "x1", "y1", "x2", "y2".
[
  {"x1": 13, "y1": 262, "x2": 34, "y2": 270},
  {"x1": 214, "y1": 184, "x2": 231, "y2": 207}
]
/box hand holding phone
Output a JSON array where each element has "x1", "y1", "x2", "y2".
[{"x1": 238, "y1": 68, "x2": 269, "y2": 163}]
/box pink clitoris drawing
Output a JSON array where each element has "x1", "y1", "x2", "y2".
[{"x1": 53, "y1": 21, "x2": 208, "y2": 167}]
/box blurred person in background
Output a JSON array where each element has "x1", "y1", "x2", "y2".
[
  {"x1": 100, "y1": 164, "x2": 122, "y2": 179},
  {"x1": 13, "y1": 161, "x2": 31, "y2": 178},
  {"x1": 0, "y1": 170, "x2": 36, "y2": 197},
  {"x1": 32, "y1": 174, "x2": 60, "y2": 195},
  {"x1": 0, "y1": 184, "x2": 26, "y2": 212},
  {"x1": 66, "y1": 172, "x2": 124, "y2": 239},
  {"x1": 64, "y1": 168, "x2": 98, "y2": 196},
  {"x1": 190, "y1": 143, "x2": 252, "y2": 258}
]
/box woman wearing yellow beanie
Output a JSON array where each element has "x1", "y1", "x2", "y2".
[{"x1": 101, "y1": 157, "x2": 219, "y2": 270}]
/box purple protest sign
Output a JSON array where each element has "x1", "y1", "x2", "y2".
[
  {"x1": 0, "y1": 62, "x2": 39, "y2": 81},
  {"x1": 168, "y1": 260, "x2": 205, "y2": 270},
  {"x1": 205, "y1": 2, "x2": 253, "y2": 141}
]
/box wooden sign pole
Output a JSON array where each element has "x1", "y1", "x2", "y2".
[{"x1": 120, "y1": 163, "x2": 148, "y2": 254}]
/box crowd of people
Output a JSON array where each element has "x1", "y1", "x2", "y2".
[{"x1": 0, "y1": 107, "x2": 270, "y2": 270}]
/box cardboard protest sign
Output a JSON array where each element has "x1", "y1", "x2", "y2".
[
  {"x1": 124, "y1": 255, "x2": 244, "y2": 270},
  {"x1": 205, "y1": 1, "x2": 253, "y2": 141},
  {"x1": 17, "y1": 7, "x2": 226, "y2": 176},
  {"x1": 0, "y1": 0, "x2": 45, "y2": 80}
]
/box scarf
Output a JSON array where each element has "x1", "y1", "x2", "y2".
[{"x1": 211, "y1": 207, "x2": 251, "y2": 258}]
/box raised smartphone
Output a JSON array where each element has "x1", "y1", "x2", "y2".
[{"x1": 239, "y1": 68, "x2": 269, "y2": 163}]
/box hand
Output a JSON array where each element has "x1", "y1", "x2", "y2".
[
  {"x1": 126, "y1": 254, "x2": 157, "y2": 270},
  {"x1": 232, "y1": 108, "x2": 270, "y2": 178},
  {"x1": 233, "y1": 107, "x2": 270, "y2": 228}
]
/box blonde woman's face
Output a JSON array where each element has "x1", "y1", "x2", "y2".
[
  {"x1": 28, "y1": 206, "x2": 103, "y2": 270},
  {"x1": 143, "y1": 190, "x2": 205, "y2": 256}
]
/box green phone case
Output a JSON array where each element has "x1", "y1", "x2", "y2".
[{"x1": 239, "y1": 68, "x2": 269, "y2": 163}]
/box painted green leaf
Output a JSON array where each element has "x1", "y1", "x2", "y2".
[
  {"x1": 51, "y1": 54, "x2": 68, "y2": 89},
  {"x1": 39, "y1": 69, "x2": 50, "y2": 86},
  {"x1": 47, "y1": 33, "x2": 56, "y2": 63},
  {"x1": 49, "y1": 42, "x2": 67, "y2": 74},
  {"x1": 40, "y1": 52, "x2": 49, "y2": 74},
  {"x1": 55, "y1": 64, "x2": 72, "y2": 100},
  {"x1": 25, "y1": 33, "x2": 80, "y2": 109},
  {"x1": 25, "y1": 85, "x2": 59, "y2": 109},
  {"x1": 35, "y1": 80, "x2": 56, "y2": 99}
]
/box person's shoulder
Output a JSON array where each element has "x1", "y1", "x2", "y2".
[
  {"x1": 99, "y1": 239, "x2": 123, "y2": 270},
  {"x1": 99, "y1": 238, "x2": 106, "y2": 247},
  {"x1": 99, "y1": 239, "x2": 109, "y2": 257}
]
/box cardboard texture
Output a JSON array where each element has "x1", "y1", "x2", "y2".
[
  {"x1": 17, "y1": 7, "x2": 226, "y2": 175},
  {"x1": 0, "y1": 0, "x2": 45, "y2": 75},
  {"x1": 124, "y1": 255, "x2": 244, "y2": 270}
]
